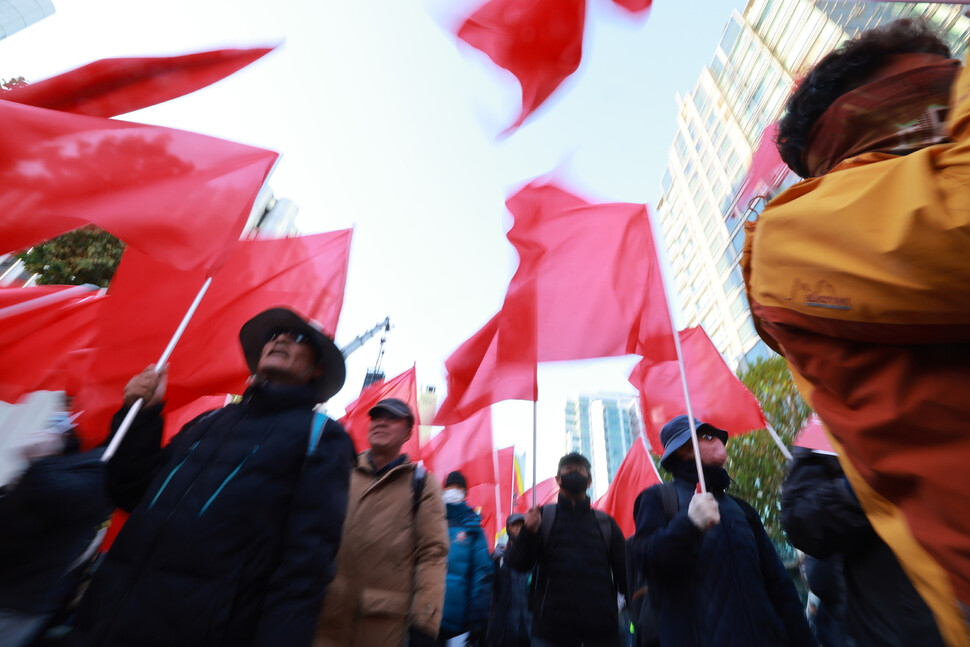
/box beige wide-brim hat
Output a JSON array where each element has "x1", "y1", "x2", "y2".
[{"x1": 239, "y1": 307, "x2": 346, "y2": 402}]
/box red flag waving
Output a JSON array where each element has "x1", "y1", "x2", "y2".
[
  {"x1": 793, "y1": 414, "x2": 835, "y2": 454},
  {"x1": 0, "y1": 289, "x2": 104, "y2": 403},
  {"x1": 433, "y1": 311, "x2": 537, "y2": 425},
  {"x1": 423, "y1": 408, "x2": 496, "y2": 487},
  {"x1": 2, "y1": 48, "x2": 273, "y2": 118},
  {"x1": 340, "y1": 366, "x2": 420, "y2": 457},
  {"x1": 516, "y1": 476, "x2": 559, "y2": 512},
  {"x1": 593, "y1": 438, "x2": 659, "y2": 537},
  {"x1": 0, "y1": 101, "x2": 278, "y2": 274},
  {"x1": 630, "y1": 327, "x2": 766, "y2": 453},
  {"x1": 457, "y1": 0, "x2": 585, "y2": 134},
  {"x1": 505, "y1": 181, "x2": 677, "y2": 363},
  {"x1": 71, "y1": 230, "x2": 352, "y2": 445}
]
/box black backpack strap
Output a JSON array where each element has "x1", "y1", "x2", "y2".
[
  {"x1": 658, "y1": 482, "x2": 679, "y2": 521},
  {"x1": 539, "y1": 503, "x2": 557, "y2": 545},
  {"x1": 412, "y1": 464, "x2": 427, "y2": 513}
]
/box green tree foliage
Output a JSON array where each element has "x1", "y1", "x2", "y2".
[
  {"x1": 17, "y1": 226, "x2": 125, "y2": 288},
  {"x1": 726, "y1": 355, "x2": 810, "y2": 546}
]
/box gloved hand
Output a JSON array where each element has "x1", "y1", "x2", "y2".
[
  {"x1": 688, "y1": 492, "x2": 720, "y2": 531},
  {"x1": 408, "y1": 627, "x2": 436, "y2": 647}
]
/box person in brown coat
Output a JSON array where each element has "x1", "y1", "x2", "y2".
[{"x1": 315, "y1": 398, "x2": 449, "y2": 647}]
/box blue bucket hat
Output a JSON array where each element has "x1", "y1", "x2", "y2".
[{"x1": 659, "y1": 415, "x2": 728, "y2": 470}]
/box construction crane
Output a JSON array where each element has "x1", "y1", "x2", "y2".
[{"x1": 339, "y1": 317, "x2": 392, "y2": 392}]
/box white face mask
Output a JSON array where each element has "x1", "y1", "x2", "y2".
[{"x1": 442, "y1": 488, "x2": 465, "y2": 505}]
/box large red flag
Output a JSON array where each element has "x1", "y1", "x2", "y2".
[
  {"x1": 630, "y1": 326, "x2": 767, "y2": 453},
  {"x1": 593, "y1": 438, "x2": 659, "y2": 537},
  {"x1": 433, "y1": 310, "x2": 536, "y2": 425},
  {"x1": 0, "y1": 100, "x2": 278, "y2": 274},
  {"x1": 504, "y1": 181, "x2": 677, "y2": 363},
  {"x1": 3, "y1": 48, "x2": 273, "y2": 118},
  {"x1": 467, "y1": 483, "x2": 500, "y2": 550},
  {"x1": 340, "y1": 366, "x2": 420, "y2": 457},
  {"x1": 71, "y1": 230, "x2": 352, "y2": 445},
  {"x1": 423, "y1": 408, "x2": 495, "y2": 488},
  {"x1": 516, "y1": 476, "x2": 559, "y2": 512},
  {"x1": 792, "y1": 414, "x2": 835, "y2": 454},
  {"x1": 0, "y1": 289, "x2": 105, "y2": 402},
  {"x1": 457, "y1": 0, "x2": 585, "y2": 134}
]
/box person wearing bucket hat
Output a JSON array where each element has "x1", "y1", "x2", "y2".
[
  {"x1": 70, "y1": 307, "x2": 355, "y2": 647},
  {"x1": 630, "y1": 416, "x2": 813, "y2": 647}
]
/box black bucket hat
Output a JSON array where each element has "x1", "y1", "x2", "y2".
[
  {"x1": 659, "y1": 415, "x2": 728, "y2": 470},
  {"x1": 239, "y1": 307, "x2": 346, "y2": 402}
]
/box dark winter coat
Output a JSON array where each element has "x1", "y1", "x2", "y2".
[
  {"x1": 69, "y1": 381, "x2": 354, "y2": 647},
  {"x1": 441, "y1": 501, "x2": 494, "y2": 635},
  {"x1": 506, "y1": 494, "x2": 627, "y2": 647},
  {"x1": 631, "y1": 466, "x2": 814, "y2": 647},
  {"x1": 0, "y1": 446, "x2": 112, "y2": 614},
  {"x1": 782, "y1": 447, "x2": 944, "y2": 647},
  {"x1": 485, "y1": 540, "x2": 532, "y2": 646}
]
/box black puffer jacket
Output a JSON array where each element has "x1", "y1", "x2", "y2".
[
  {"x1": 782, "y1": 447, "x2": 944, "y2": 647},
  {"x1": 69, "y1": 381, "x2": 354, "y2": 647},
  {"x1": 506, "y1": 494, "x2": 626, "y2": 646},
  {"x1": 0, "y1": 445, "x2": 112, "y2": 614},
  {"x1": 631, "y1": 464, "x2": 813, "y2": 647}
]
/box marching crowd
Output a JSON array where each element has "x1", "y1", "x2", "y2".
[{"x1": 2, "y1": 15, "x2": 970, "y2": 647}]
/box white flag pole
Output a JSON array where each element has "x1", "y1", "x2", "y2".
[
  {"x1": 0, "y1": 283, "x2": 99, "y2": 321},
  {"x1": 670, "y1": 328, "x2": 707, "y2": 493},
  {"x1": 765, "y1": 423, "x2": 793, "y2": 461},
  {"x1": 532, "y1": 400, "x2": 538, "y2": 507},
  {"x1": 101, "y1": 276, "x2": 214, "y2": 463}
]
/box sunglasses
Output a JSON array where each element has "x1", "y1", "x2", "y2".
[
  {"x1": 265, "y1": 328, "x2": 311, "y2": 345},
  {"x1": 698, "y1": 431, "x2": 719, "y2": 442}
]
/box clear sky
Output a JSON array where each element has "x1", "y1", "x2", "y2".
[{"x1": 1, "y1": 0, "x2": 747, "y2": 482}]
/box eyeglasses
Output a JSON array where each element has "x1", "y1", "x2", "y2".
[
  {"x1": 698, "y1": 431, "x2": 718, "y2": 442},
  {"x1": 265, "y1": 328, "x2": 310, "y2": 345}
]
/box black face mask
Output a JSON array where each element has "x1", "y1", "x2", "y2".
[{"x1": 559, "y1": 471, "x2": 589, "y2": 496}]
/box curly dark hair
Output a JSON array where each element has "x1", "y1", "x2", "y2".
[{"x1": 777, "y1": 18, "x2": 951, "y2": 178}]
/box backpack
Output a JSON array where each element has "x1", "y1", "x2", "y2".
[
  {"x1": 528, "y1": 503, "x2": 621, "y2": 611},
  {"x1": 628, "y1": 482, "x2": 678, "y2": 647},
  {"x1": 311, "y1": 412, "x2": 427, "y2": 512}
]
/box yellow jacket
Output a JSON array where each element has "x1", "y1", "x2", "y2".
[{"x1": 743, "y1": 61, "x2": 970, "y2": 647}]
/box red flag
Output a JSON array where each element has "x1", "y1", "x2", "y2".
[
  {"x1": 610, "y1": 0, "x2": 652, "y2": 13},
  {"x1": 340, "y1": 366, "x2": 420, "y2": 457},
  {"x1": 0, "y1": 100, "x2": 278, "y2": 274},
  {"x1": 423, "y1": 408, "x2": 496, "y2": 487},
  {"x1": 71, "y1": 231, "x2": 352, "y2": 446},
  {"x1": 630, "y1": 327, "x2": 767, "y2": 453},
  {"x1": 593, "y1": 438, "x2": 659, "y2": 537},
  {"x1": 3, "y1": 48, "x2": 273, "y2": 118},
  {"x1": 433, "y1": 310, "x2": 537, "y2": 425},
  {"x1": 457, "y1": 0, "x2": 585, "y2": 133},
  {"x1": 0, "y1": 290, "x2": 104, "y2": 403},
  {"x1": 731, "y1": 122, "x2": 789, "y2": 225},
  {"x1": 467, "y1": 483, "x2": 500, "y2": 550},
  {"x1": 497, "y1": 446, "x2": 518, "y2": 522},
  {"x1": 504, "y1": 181, "x2": 677, "y2": 363},
  {"x1": 793, "y1": 414, "x2": 835, "y2": 454},
  {"x1": 516, "y1": 476, "x2": 559, "y2": 512}
]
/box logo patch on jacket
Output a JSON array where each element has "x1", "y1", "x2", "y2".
[
  {"x1": 790, "y1": 279, "x2": 851, "y2": 310},
  {"x1": 456, "y1": 531, "x2": 468, "y2": 542}
]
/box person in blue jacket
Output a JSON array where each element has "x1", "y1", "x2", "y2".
[
  {"x1": 69, "y1": 307, "x2": 355, "y2": 647},
  {"x1": 439, "y1": 471, "x2": 494, "y2": 646},
  {"x1": 630, "y1": 416, "x2": 814, "y2": 647}
]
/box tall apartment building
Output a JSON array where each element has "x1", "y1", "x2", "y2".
[
  {"x1": 0, "y1": 0, "x2": 54, "y2": 42},
  {"x1": 564, "y1": 393, "x2": 642, "y2": 499},
  {"x1": 655, "y1": 0, "x2": 970, "y2": 369}
]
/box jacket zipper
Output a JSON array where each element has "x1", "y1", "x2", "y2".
[
  {"x1": 148, "y1": 440, "x2": 201, "y2": 509},
  {"x1": 198, "y1": 445, "x2": 259, "y2": 516}
]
